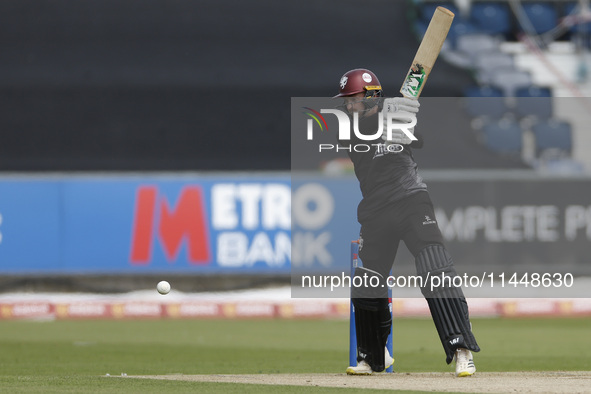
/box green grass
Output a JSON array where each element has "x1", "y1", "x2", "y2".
[{"x1": 0, "y1": 317, "x2": 589, "y2": 392}]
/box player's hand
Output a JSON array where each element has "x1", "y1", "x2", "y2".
[
  {"x1": 381, "y1": 97, "x2": 420, "y2": 145},
  {"x1": 383, "y1": 97, "x2": 420, "y2": 114}
]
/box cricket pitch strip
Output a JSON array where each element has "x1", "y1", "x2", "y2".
[{"x1": 129, "y1": 371, "x2": 591, "y2": 392}]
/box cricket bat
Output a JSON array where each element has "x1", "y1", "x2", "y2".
[{"x1": 400, "y1": 6, "x2": 454, "y2": 98}]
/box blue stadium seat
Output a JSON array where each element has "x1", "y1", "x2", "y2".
[
  {"x1": 470, "y1": 2, "x2": 512, "y2": 35},
  {"x1": 463, "y1": 86, "x2": 507, "y2": 119},
  {"x1": 521, "y1": 3, "x2": 558, "y2": 34},
  {"x1": 464, "y1": 97, "x2": 508, "y2": 119},
  {"x1": 516, "y1": 86, "x2": 552, "y2": 97},
  {"x1": 447, "y1": 19, "x2": 479, "y2": 46},
  {"x1": 463, "y1": 85, "x2": 504, "y2": 98},
  {"x1": 514, "y1": 87, "x2": 553, "y2": 119},
  {"x1": 481, "y1": 119, "x2": 523, "y2": 155},
  {"x1": 531, "y1": 119, "x2": 573, "y2": 157}
]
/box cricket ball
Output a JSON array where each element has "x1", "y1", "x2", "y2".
[{"x1": 156, "y1": 280, "x2": 171, "y2": 295}]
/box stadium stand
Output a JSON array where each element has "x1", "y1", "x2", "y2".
[
  {"x1": 0, "y1": 0, "x2": 528, "y2": 172},
  {"x1": 412, "y1": 0, "x2": 587, "y2": 172}
]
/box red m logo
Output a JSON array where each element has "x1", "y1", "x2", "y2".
[{"x1": 130, "y1": 186, "x2": 211, "y2": 265}]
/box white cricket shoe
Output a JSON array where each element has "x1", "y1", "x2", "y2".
[
  {"x1": 454, "y1": 348, "x2": 476, "y2": 377},
  {"x1": 346, "y1": 348, "x2": 394, "y2": 375},
  {"x1": 346, "y1": 360, "x2": 373, "y2": 375},
  {"x1": 384, "y1": 347, "x2": 394, "y2": 370}
]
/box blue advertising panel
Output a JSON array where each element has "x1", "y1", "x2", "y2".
[
  {"x1": 291, "y1": 176, "x2": 361, "y2": 274},
  {"x1": 62, "y1": 176, "x2": 294, "y2": 273},
  {"x1": 0, "y1": 174, "x2": 302, "y2": 274},
  {"x1": 4, "y1": 173, "x2": 590, "y2": 276},
  {"x1": 0, "y1": 181, "x2": 61, "y2": 271}
]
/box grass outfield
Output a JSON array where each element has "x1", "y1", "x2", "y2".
[{"x1": 0, "y1": 317, "x2": 589, "y2": 393}]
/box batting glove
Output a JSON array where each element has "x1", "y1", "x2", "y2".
[{"x1": 381, "y1": 97, "x2": 420, "y2": 145}]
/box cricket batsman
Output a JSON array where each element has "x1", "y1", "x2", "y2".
[{"x1": 335, "y1": 69, "x2": 480, "y2": 377}]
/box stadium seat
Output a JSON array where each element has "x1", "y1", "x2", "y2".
[
  {"x1": 463, "y1": 85, "x2": 504, "y2": 98},
  {"x1": 481, "y1": 119, "x2": 523, "y2": 155},
  {"x1": 531, "y1": 119, "x2": 573, "y2": 157},
  {"x1": 521, "y1": 3, "x2": 558, "y2": 34},
  {"x1": 464, "y1": 86, "x2": 503, "y2": 97},
  {"x1": 516, "y1": 86, "x2": 552, "y2": 97},
  {"x1": 489, "y1": 68, "x2": 533, "y2": 97},
  {"x1": 473, "y1": 52, "x2": 515, "y2": 85},
  {"x1": 514, "y1": 87, "x2": 553, "y2": 119},
  {"x1": 455, "y1": 33, "x2": 501, "y2": 59},
  {"x1": 470, "y1": 2, "x2": 512, "y2": 35},
  {"x1": 462, "y1": 86, "x2": 508, "y2": 119},
  {"x1": 447, "y1": 19, "x2": 479, "y2": 47}
]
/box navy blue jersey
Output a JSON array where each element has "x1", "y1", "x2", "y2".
[{"x1": 339, "y1": 111, "x2": 427, "y2": 222}]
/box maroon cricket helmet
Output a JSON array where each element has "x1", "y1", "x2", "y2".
[{"x1": 333, "y1": 69, "x2": 383, "y2": 98}]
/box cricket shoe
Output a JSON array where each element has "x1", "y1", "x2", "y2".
[
  {"x1": 346, "y1": 348, "x2": 394, "y2": 375},
  {"x1": 346, "y1": 360, "x2": 373, "y2": 375},
  {"x1": 454, "y1": 348, "x2": 476, "y2": 377},
  {"x1": 384, "y1": 347, "x2": 394, "y2": 370}
]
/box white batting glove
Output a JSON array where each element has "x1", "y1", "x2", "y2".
[{"x1": 381, "y1": 97, "x2": 420, "y2": 145}]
